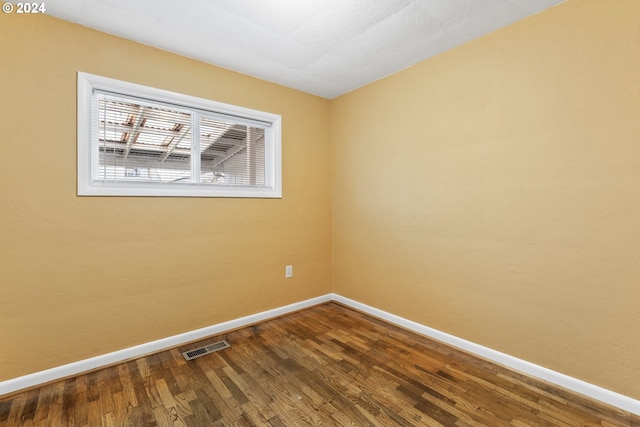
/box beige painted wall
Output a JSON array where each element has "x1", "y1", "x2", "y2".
[
  {"x1": 0, "y1": 13, "x2": 331, "y2": 381},
  {"x1": 331, "y1": 0, "x2": 640, "y2": 399}
]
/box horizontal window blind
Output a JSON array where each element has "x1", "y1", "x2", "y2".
[
  {"x1": 93, "y1": 92, "x2": 268, "y2": 187},
  {"x1": 78, "y1": 72, "x2": 281, "y2": 198}
]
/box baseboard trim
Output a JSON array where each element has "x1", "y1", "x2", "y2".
[
  {"x1": 0, "y1": 294, "x2": 332, "y2": 397},
  {"x1": 2, "y1": 293, "x2": 639, "y2": 416},
  {"x1": 330, "y1": 293, "x2": 640, "y2": 416}
]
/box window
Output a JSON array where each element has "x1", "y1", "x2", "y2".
[{"x1": 77, "y1": 72, "x2": 282, "y2": 198}]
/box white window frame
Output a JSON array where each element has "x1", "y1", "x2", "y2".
[{"x1": 77, "y1": 72, "x2": 282, "y2": 198}]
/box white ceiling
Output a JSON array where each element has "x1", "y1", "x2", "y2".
[{"x1": 41, "y1": 0, "x2": 565, "y2": 99}]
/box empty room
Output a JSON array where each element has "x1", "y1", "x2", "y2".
[{"x1": 1, "y1": 0, "x2": 639, "y2": 425}]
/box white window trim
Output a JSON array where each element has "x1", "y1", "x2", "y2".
[{"x1": 77, "y1": 72, "x2": 282, "y2": 198}]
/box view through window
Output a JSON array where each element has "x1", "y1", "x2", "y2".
[{"x1": 78, "y1": 73, "x2": 281, "y2": 198}]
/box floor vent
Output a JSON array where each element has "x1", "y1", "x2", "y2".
[{"x1": 182, "y1": 340, "x2": 230, "y2": 361}]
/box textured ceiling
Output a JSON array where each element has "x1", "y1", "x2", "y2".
[{"x1": 40, "y1": 0, "x2": 565, "y2": 98}]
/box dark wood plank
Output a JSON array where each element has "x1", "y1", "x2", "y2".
[{"x1": 0, "y1": 302, "x2": 638, "y2": 427}]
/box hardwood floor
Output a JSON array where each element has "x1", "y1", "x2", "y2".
[{"x1": 0, "y1": 302, "x2": 638, "y2": 426}]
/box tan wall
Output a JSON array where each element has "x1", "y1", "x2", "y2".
[
  {"x1": 0, "y1": 13, "x2": 331, "y2": 380},
  {"x1": 331, "y1": 0, "x2": 640, "y2": 399}
]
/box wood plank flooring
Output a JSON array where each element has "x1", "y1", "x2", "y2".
[{"x1": 0, "y1": 302, "x2": 638, "y2": 426}]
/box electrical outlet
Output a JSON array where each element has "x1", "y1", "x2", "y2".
[{"x1": 285, "y1": 265, "x2": 293, "y2": 278}]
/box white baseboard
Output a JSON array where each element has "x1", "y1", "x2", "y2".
[
  {"x1": 1, "y1": 292, "x2": 639, "y2": 417},
  {"x1": 0, "y1": 294, "x2": 332, "y2": 397},
  {"x1": 331, "y1": 293, "x2": 640, "y2": 416}
]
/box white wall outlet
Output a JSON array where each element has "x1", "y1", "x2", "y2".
[{"x1": 285, "y1": 265, "x2": 293, "y2": 278}]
